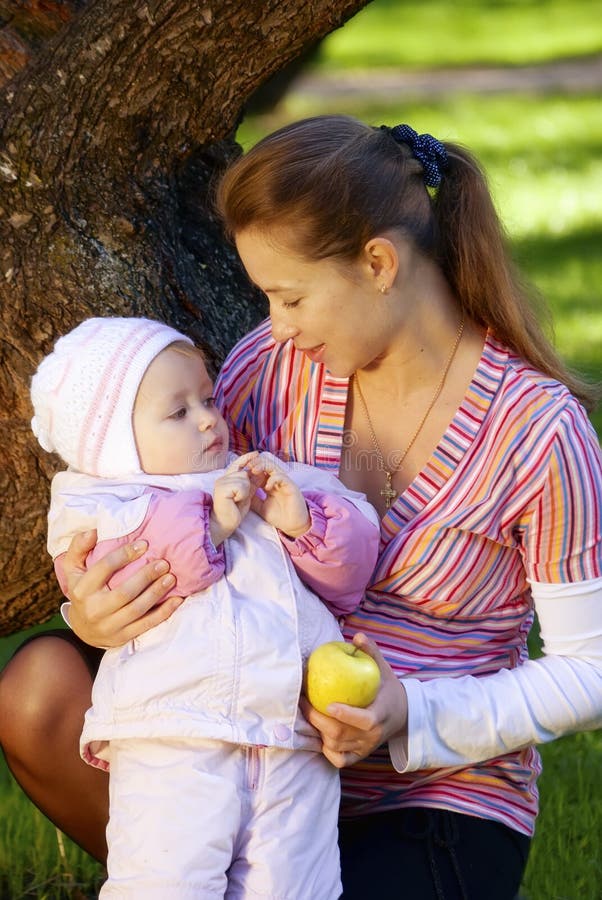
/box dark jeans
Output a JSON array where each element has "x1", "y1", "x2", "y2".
[{"x1": 339, "y1": 807, "x2": 530, "y2": 900}]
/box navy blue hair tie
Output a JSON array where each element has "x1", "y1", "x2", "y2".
[{"x1": 381, "y1": 124, "x2": 448, "y2": 188}]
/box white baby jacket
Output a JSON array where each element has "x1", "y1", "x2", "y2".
[{"x1": 47, "y1": 456, "x2": 379, "y2": 767}]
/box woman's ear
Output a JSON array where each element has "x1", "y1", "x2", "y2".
[{"x1": 362, "y1": 234, "x2": 403, "y2": 293}]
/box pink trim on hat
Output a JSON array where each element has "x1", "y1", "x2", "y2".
[
  {"x1": 54, "y1": 320, "x2": 105, "y2": 470},
  {"x1": 77, "y1": 323, "x2": 169, "y2": 473}
]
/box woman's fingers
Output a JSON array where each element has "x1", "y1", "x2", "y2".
[
  {"x1": 61, "y1": 529, "x2": 99, "y2": 592},
  {"x1": 321, "y1": 747, "x2": 355, "y2": 768},
  {"x1": 300, "y1": 697, "x2": 378, "y2": 768},
  {"x1": 100, "y1": 559, "x2": 176, "y2": 621},
  {"x1": 351, "y1": 632, "x2": 391, "y2": 677},
  {"x1": 115, "y1": 593, "x2": 185, "y2": 645},
  {"x1": 67, "y1": 539, "x2": 148, "y2": 600},
  {"x1": 300, "y1": 697, "x2": 375, "y2": 747},
  {"x1": 70, "y1": 569, "x2": 183, "y2": 648},
  {"x1": 300, "y1": 637, "x2": 409, "y2": 768},
  {"x1": 66, "y1": 547, "x2": 181, "y2": 647},
  {"x1": 61, "y1": 530, "x2": 189, "y2": 648}
]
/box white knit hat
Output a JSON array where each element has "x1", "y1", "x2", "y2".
[{"x1": 31, "y1": 317, "x2": 194, "y2": 477}]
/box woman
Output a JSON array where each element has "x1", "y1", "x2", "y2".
[{"x1": 2, "y1": 116, "x2": 601, "y2": 899}]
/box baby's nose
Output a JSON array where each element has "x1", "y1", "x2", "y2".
[{"x1": 197, "y1": 406, "x2": 218, "y2": 431}]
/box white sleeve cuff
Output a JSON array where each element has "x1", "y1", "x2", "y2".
[
  {"x1": 388, "y1": 677, "x2": 422, "y2": 772},
  {"x1": 60, "y1": 601, "x2": 72, "y2": 628}
]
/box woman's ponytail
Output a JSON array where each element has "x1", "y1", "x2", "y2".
[{"x1": 434, "y1": 144, "x2": 598, "y2": 411}]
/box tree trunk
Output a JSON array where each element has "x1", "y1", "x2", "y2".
[{"x1": 0, "y1": 0, "x2": 369, "y2": 634}]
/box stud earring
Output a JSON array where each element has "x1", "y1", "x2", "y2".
[{"x1": 379, "y1": 283, "x2": 388, "y2": 294}]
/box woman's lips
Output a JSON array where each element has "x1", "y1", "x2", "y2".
[{"x1": 300, "y1": 343, "x2": 325, "y2": 363}]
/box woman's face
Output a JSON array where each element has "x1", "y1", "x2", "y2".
[{"x1": 235, "y1": 227, "x2": 396, "y2": 378}]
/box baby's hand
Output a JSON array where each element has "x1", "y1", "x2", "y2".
[
  {"x1": 247, "y1": 453, "x2": 310, "y2": 538},
  {"x1": 210, "y1": 452, "x2": 259, "y2": 546}
]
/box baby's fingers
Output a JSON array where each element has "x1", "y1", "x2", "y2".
[
  {"x1": 225, "y1": 451, "x2": 260, "y2": 474},
  {"x1": 263, "y1": 471, "x2": 292, "y2": 493}
]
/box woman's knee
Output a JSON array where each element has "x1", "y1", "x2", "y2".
[{"x1": 0, "y1": 635, "x2": 93, "y2": 752}]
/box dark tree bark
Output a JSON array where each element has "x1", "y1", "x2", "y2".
[
  {"x1": 0, "y1": 2, "x2": 86, "y2": 87},
  {"x1": 0, "y1": 0, "x2": 369, "y2": 634}
]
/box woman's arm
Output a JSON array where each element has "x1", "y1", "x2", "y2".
[
  {"x1": 391, "y1": 577, "x2": 602, "y2": 772},
  {"x1": 302, "y1": 579, "x2": 602, "y2": 770}
]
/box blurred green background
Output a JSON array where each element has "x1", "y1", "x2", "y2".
[
  {"x1": 313, "y1": 0, "x2": 602, "y2": 68},
  {"x1": 1, "y1": 1, "x2": 601, "y2": 896}
]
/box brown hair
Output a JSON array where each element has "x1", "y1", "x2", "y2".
[
  {"x1": 216, "y1": 114, "x2": 598, "y2": 411},
  {"x1": 168, "y1": 340, "x2": 206, "y2": 362}
]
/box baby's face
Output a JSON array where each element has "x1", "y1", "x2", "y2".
[{"x1": 132, "y1": 344, "x2": 229, "y2": 475}]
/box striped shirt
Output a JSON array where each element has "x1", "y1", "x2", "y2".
[{"x1": 215, "y1": 319, "x2": 602, "y2": 836}]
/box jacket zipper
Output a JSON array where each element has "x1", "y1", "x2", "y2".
[{"x1": 246, "y1": 745, "x2": 261, "y2": 791}]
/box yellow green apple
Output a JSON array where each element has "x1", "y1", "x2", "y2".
[{"x1": 305, "y1": 641, "x2": 381, "y2": 714}]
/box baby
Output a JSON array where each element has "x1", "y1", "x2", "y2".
[{"x1": 30, "y1": 316, "x2": 380, "y2": 899}]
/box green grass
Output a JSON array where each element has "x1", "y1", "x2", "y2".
[
  {"x1": 0, "y1": 618, "x2": 104, "y2": 897},
  {"x1": 318, "y1": 0, "x2": 602, "y2": 69},
  {"x1": 520, "y1": 731, "x2": 602, "y2": 900},
  {"x1": 0, "y1": 615, "x2": 67, "y2": 670},
  {"x1": 0, "y1": 753, "x2": 104, "y2": 898}
]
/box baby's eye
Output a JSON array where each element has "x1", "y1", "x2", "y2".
[
  {"x1": 203, "y1": 396, "x2": 216, "y2": 408},
  {"x1": 169, "y1": 407, "x2": 187, "y2": 420},
  {"x1": 283, "y1": 299, "x2": 301, "y2": 309}
]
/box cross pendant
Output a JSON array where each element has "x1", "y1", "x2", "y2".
[{"x1": 380, "y1": 471, "x2": 397, "y2": 508}]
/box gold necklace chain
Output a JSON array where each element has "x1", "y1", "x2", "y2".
[{"x1": 353, "y1": 314, "x2": 465, "y2": 509}]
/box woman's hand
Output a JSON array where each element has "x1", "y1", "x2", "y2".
[
  {"x1": 300, "y1": 633, "x2": 408, "y2": 769},
  {"x1": 62, "y1": 530, "x2": 184, "y2": 648}
]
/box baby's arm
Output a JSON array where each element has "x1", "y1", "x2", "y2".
[
  {"x1": 248, "y1": 454, "x2": 379, "y2": 615},
  {"x1": 279, "y1": 491, "x2": 380, "y2": 617},
  {"x1": 54, "y1": 489, "x2": 225, "y2": 602},
  {"x1": 247, "y1": 453, "x2": 379, "y2": 615}
]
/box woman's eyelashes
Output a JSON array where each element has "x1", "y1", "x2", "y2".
[{"x1": 263, "y1": 290, "x2": 302, "y2": 310}]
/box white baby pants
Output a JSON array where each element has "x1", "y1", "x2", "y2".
[{"x1": 100, "y1": 736, "x2": 342, "y2": 899}]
